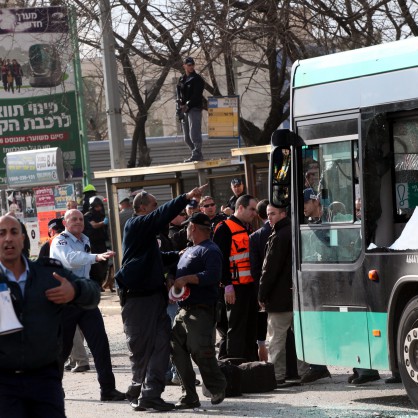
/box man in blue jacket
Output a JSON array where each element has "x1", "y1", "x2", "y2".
[
  {"x1": 171, "y1": 212, "x2": 227, "y2": 409},
  {"x1": 0, "y1": 215, "x2": 100, "y2": 417},
  {"x1": 119, "y1": 185, "x2": 206, "y2": 412}
]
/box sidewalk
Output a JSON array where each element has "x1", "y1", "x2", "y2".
[{"x1": 63, "y1": 292, "x2": 411, "y2": 418}]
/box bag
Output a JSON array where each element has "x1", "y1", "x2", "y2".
[
  {"x1": 202, "y1": 359, "x2": 243, "y2": 398},
  {"x1": 238, "y1": 361, "x2": 276, "y2": 393}
]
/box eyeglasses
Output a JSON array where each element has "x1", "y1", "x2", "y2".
[{"x1": 202, "y1": 203, "x2": 215, "y2": 208}]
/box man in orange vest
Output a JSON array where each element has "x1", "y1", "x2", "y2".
[{"x1": 213, "y1": 194, "x2": 259, "y2": 361}]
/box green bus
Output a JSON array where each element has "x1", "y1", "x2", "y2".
[{"x1": 270, "y1": 37, "x2": 418, "y2": 406}]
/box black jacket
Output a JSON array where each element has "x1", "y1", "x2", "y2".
[
  {"x1": 0, "y1": 258, "x2": 100, "y2": 371},
  {"x1": 249, "y1": 222, "x2": 272, "y2": 283},
  {"x1": 258, "y1": 217, "x2": 292, "y2": 313},
  {"x1": 119, "y1": 195, "x2": 188, "y2": 292},
  {"x1": 177, "y1": 71, "x2": 204, "y2": 110}
]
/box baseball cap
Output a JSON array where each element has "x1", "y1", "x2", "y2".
[
  {"x1": 231, "y1": 178, "x2": 242, "y2": 186},
  {"x1": 186, "y1": 199, "x2": 199, "y2": 209},
  {"x1": 48, "y1": 218, "x2": 64, "y2": 232},
  {"x1": 183, "y1": 57, "x2": 195, "y2": 65},
  {"x1": 182, "y1": 212, "x2": 211, "y2": 227},
  {"x1": 303, "y1": 188, "x2": 319, "y2": 203}
]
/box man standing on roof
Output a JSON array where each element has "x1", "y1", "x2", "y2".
[{"x1": 177, "y1": 57, "x2": 205, "y2": 162}]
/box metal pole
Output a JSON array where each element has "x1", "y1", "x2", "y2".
[
  {"x1": 99, "y1": 0, "x2": 126, "y2": 170},
  {"x1": 70, "y1": 7, "x2": 91, "y2": 185}
]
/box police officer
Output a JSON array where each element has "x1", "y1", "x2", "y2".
[
  {"x1": 50, "y1": 209, "x2": 125, "y2": 402},
  {"x1": 171, "y1": 212, "x2": 226, "y2": 409},
  {"x1": 0, "y1": 215, "x2": 100, "y2": 417},
  {"x1": 177, "y1": 57, "x2": 205, "y2": 162},
  {"x1": 221, "y1": 178, "x2": 245, "y2": 217}
]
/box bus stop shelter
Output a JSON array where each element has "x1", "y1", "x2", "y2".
[{"x1": 93, "y1": 146, "x2": 271, "y2": 269}]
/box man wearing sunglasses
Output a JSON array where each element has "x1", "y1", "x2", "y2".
[
  {"x1": 177, "y1": 56, "x2": 205, "y2": 163},
  {"x1": 199, "y1": 196, "x2": 226, "y2": 231}
]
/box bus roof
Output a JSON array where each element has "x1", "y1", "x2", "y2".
[{"x1": 293, "y1": 37, "x2": 418, "y2": 88}]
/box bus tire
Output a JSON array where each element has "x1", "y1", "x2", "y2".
[{"x1": 397, "y1": 296, "x2": 418, "y2": 407}]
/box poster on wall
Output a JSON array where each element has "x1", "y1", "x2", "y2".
[
  {"x1": 0, "y1": 6, "x2": 83, "y2": 185},
  {"x1": 34, "y1": 186, "x2": 54, "y2": 211},
  {"x1": 37, "y1": 209, "x2": 56, "y2": 245},
  {"x1": 26, "y1": 220, "x2": 40, "y2": 257},
  {"x1": 54, "y1": 183, "x2": 75, "y2": 209}
]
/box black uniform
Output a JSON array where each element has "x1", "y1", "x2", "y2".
[{"x1": 0, "y1": 258, "x2": 100, "y2": 417}]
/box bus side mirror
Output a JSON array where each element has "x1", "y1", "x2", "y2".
[
  {"x1": 271, "y1": 128, "x2": 304, "y2": 147},
  {"x1": 269, "y1": 129, "x2": 303, "y2": 208},
  {"x1": 270, "y1": 147, "x2": 291, "y2": 208}
]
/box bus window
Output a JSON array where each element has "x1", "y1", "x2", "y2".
[
  {"x1": 302, "y1": 141, "x2": 356, "y2": 224},
  {"x1": 300, "y1": 140, "x2": 361, "y2": 263},
  {"x1": 393, "y1": 117, "x2": 418, "y2": 221}
]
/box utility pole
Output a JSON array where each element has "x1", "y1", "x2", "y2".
[
  {"x1": 99, "y1": 0, "x2": 125, "y2": 170},
  {"x1": 99, "y1": 0, "x2": 127, "y2": 271}
]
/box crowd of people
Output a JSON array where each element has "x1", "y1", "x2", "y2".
[
  {"x1": 0, "y1": 177, "x2": 399, "y2": 416},
  {"x1": 1, "y1": 58, "x2": 23, "y2": 93}
]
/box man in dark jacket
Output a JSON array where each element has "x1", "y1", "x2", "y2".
[
  {"x1": 199, "y1": 195, "x2": 227, "y2": 233},
  {"x1": 84, "y1": 197, "x2": 109, "y2": 289},
  {"x1": 171, "y1": 213, "x2": 226, "y2": 409},
  {"x1": 249, "y1": 199, "x2": 270, "y2": 362},
  {"x1": 221, "y1": 178, "x2": 245, "y2": 216},
  {"x1": 177, "y1": 56, "x2": 205, "y2": 162},
  {"x1": 258, "y1": 204, "x2": 295, "y2": 385},
  {"x1": 0, "y1": 215, "x2": 100, "y2": 417},
  {"x1": 119, "y1": 185, "x2": 206, "y2": 412}
]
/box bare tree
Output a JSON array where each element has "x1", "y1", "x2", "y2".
[{"x1": 11, "y1": 0, "x2": 418, "y2": 158}]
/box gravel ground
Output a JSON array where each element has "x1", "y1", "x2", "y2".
[{"x1": 63, "y1": 292, "x2": 418, "y2": 418}]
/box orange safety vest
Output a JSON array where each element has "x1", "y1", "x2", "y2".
[{"x1": 222, "y1": 219, "x2": 254, "y2": 285}]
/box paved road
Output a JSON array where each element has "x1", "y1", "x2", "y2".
[{"x1": 63, "y1": 292, "x2": 418, "y2": 418}]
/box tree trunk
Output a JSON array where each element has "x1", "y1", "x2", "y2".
[{"x1": 128, "y1": 111, "x2": 151, "y2": 168}]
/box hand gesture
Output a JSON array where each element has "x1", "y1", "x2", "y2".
[
  {"x1": 221, "y1": 206, "x2": 233, "y2": 216},
  {"x1": 96, "y1": 250, "x2": 116, "y2": 262},
  {"x1": 45, "y1": 272, "x2": 76, "y2": 304},
  {"x1": 186, "y1": 184, "x2": 207, "y2": 201}
]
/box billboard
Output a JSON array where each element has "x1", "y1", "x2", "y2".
[{"x1": 0, "y1": 6, "x2": 84, "y2": 185}]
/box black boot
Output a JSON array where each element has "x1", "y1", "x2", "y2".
[{"x1": 126, "y1": 384, "x2": 141, "y2": 403}]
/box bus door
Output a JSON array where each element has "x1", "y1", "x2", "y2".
[{"x1": 293, "y1": 117, "x2": 369, "y2": 368}]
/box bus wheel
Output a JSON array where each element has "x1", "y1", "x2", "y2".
[{"x1": 398, "y1": 296, "x2": 418, "y2": 407}]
